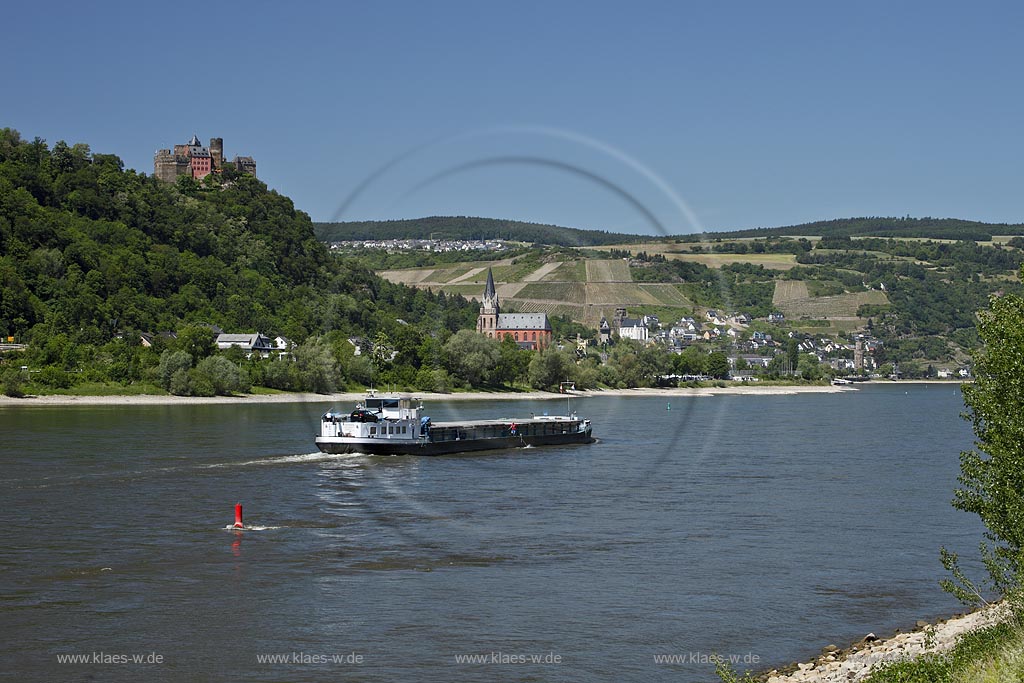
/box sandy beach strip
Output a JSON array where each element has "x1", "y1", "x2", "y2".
[{"x1": 0, "y1": 384, "x2": 853, "y2": 407}]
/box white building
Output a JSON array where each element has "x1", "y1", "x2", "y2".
[
  {"x1": 215, "y1": 333, "x2": 275, "y2": 358},
  {"x1": 617, "y1": 318, "x2": 649, "y2": 342}
]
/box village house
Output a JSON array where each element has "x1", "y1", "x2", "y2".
[{"x1": 215, "y1": 333, "x2": 275, "y2": 358}]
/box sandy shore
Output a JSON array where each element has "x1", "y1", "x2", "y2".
[
  {"x1": 0, "y1": 384, "x2": 850, "y2": 407},
  {"x1": 767, "y1": 603, "x2": 1008, "y2": 683}
]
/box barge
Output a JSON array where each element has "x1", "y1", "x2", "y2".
[{"x1": 315, "y1": 392, "x2": 594, "y2": 456}]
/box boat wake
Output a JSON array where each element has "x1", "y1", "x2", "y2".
[{"x1": 204, "y1": 452, "x2": 363, "y2": 469}]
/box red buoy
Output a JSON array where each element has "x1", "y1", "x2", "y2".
[{"x1": 233, "y1": 503, "x2": 244, "y2": 529}]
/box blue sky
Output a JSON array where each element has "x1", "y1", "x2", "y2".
[{"x1": 4, "y1": 1, "x2": 1022, "y2": 234}]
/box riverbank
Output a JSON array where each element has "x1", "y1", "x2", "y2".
[
  {"x1": 764, "y1": 603, "x2": 1010, "y2": 683},
  {"x1": 0, "y1": 384, "x2": 851, "y2": 407}
]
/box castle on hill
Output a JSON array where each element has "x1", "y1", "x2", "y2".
[
  {"x1": 476, "y1": 268, "x2": 552, "y2": 350},
  {"x1": 153, "y1": 134, "x2": 256, "y2": 183}
]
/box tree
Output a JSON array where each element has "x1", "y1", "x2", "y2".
[
  {"x1": 195, "y1": 355, "x2": 248, "y2": 395},
  {"x1": 443, "y1": 330, "x2": 500, "y2": 387},
  {"x1": 786, "y1": 338, "x2": 799, "y2": 373},
  {"x1": 294, "y1": 338, "x2": 339, "y2": 393},
  {"x1": 944, "y1": 290, "x2": 1024, "y2": 604},
  {"x1": 797, "y1": 353, "x2": 822, "y2": 381},
  {"x1": 706, "y1": 351, "x2": 731, "y2": 379},
  {"x1": 158, "y1": 350, "x2": 192, "y2": 390},
  {"x1": 528, "y1": 348, "x2": 573, "y2": 390},
  {"x1": 177, "y1": 324, "x2": 216, "y2": 360}
]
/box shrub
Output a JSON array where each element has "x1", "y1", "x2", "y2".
[
  {"x1": 37, "y1": 366, "x2": 75, "y2": 389},
  {"x1": 195, "y1": 356, "x2": 247, "y2": 395},
  {"x1": 2, "y1": 368, "x2": 25, "y2": 397},
  {"x1": 158, "y1": 350, "x2": 193, "y2": 391},
  {"x1": 261, "y1": 360, "x2": 295, "y2": 391}
]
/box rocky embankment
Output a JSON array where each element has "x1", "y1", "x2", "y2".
[{"x1": 766, "y1": 604, "x2": 1007, "y2": 683}]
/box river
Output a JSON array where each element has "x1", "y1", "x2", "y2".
[{"x1": 0, "y1": 383, "x2": 983, "y2": 682}]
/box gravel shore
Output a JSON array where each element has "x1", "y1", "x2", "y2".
[
  {"x1": 0, "y1": 384, "x2": 849, "y2": 407},
  {"x1": 767, "y1": 603, "x2": 1008, "y2": 683}
]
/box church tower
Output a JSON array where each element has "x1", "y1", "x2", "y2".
[{"x1": 477, "y1": 268, "x2": 499, "y2": 337}]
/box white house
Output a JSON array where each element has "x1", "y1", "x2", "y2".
[{"x1": 215, "y1": 333, "x2": 275, "y2": 358}]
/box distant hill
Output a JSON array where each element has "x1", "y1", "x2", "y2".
[
  {"x1": 698, "y1": 217, "x2": 1024, "y2": 242},
  {"x1": 318, "y1": 215, "x2": 1024, "y2": 245},
  {"x1": 314, "y1": 216, "x2": 647, "y2": 246}
]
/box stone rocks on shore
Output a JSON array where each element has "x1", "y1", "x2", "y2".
[{"x1": 765, "y1": 604, "x2": 1007, "y2": 683}]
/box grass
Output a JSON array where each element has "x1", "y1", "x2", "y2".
[
  {"x1": 249, "y1": 386, "x2": 289, "y2": 395},
  {"x1": 864, "y1": 618, "x2": 1024, "y2": 683},
  {"x1": 22, "y1": 382, "x2": 168, "y2": 396}
]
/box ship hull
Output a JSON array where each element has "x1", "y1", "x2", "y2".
[{"x1": 316, "y1": 427, "x2": 594, "y2": 456}]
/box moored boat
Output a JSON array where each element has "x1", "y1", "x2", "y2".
[{"x1": 315, "y1": 391, "x2": 594, "y2": 455}]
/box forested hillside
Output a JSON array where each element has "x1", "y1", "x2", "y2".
[
  {"x1": 319, "y1": 215, "x2": 1024, "y2": 246},
  {"x1": 0, "y1": 129, "x2": 477, "y2": 394},
  {"x1": 315, "y1": 216, "x2": 646, "y2": 246},
  {"x1": 698, "y1": 216, "x2": 1024, "y2": 241}
]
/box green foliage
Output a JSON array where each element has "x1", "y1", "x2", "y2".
[
  {"x1": 194, "y1": 356, "x2": 248, "y2": 395},
  {"x1": 1, "y1": 367, "x2": 26, "y2": 397},
  {"x1": 0, "y1": 127, "x2": 479, "y2": 392},
  {"x1": 948, "y1": 290, "x2": 1024, "y2": 600},
  {"x1": 443, "y1": 330, "x2": 501, "y2": 387},
  {"x1": 861, "y1": 619, "x2": 1024, "y2": 683},
  {"x1": 158, "y1": 350, "x2": 192, "y2": 391},
  {"x1": 316, "y1": 216, "x2": 644, "y2": 247},
  {"x1": 705, "y1": 216, "x2": 1024, "y2": 241},
  {"x1": 527, "y1": 348, "x2": 574, "y2": 390},
  {"x1": 176, "y1": 324, "x2": 216, "y2": 360},
  {"x1": 705, "y1": 351, "x2": 731, "y2": 379},
  {"x1": 293, "y1": 339, "x2": 340, "y2": 394}
]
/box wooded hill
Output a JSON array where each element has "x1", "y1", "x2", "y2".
[
  {"x1": 0, "y1": 128, "x2": 481, "y2": 394},
  {"x1": 318, "y1": 215, "x2": 1024, "y2": 245},
  {"x1": 314, "y1": 216, "x2": 646, "y2": 246}
]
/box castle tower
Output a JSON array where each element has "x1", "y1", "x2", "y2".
[
  {"x1": 477, "y1": 268, "x2": 499, "y2": 337},
  {"x1": 209, "y1": 137, "x2": 224, "y2": 168}
]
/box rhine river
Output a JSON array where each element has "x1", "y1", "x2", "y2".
[{"x1": 0, "y1": 383, "x2": 983, "y2": 682}]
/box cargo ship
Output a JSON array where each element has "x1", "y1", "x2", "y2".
[{"x1": 315, "y1": 392, "x2": 594, "y2": 455}]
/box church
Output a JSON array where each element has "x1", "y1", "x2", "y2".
[{"x1": 476, "y1": 268, "x2": 552, "y2": 350}]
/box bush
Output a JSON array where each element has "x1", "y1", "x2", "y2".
[
  {"x1": 414, "y1": 366, "x2": 451, "y2": 393},
  {"x1": 195, "y1": 356, "x2": 248, "y2": 395},
  {"x1": 168, "y1": 368, "x2": 191, "y2": 396},
  {"x1": 2, "y1": 368, "x2": 25, "y2": 397},
  {"x1": 261, "y1": 360, "x2": 295, "y2": 391},
  {"x1": 37, "y1": 366, "x2": 75, "y2": 389},
  {"x1": 158, "y1": 350, "x2": 193, "y2": 391}
]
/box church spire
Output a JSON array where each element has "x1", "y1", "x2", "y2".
[{"x1": 484, "y1": 267, "x2": 496, "y2": 302}]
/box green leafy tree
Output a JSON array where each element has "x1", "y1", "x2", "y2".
[
  {"x1": 158, "y1": 350, "x2": 192, "y2": 391},
  {"x1": 443, "y1": 330, "x2": 501, "y2": 387},
  {"x1": 195, "y1": 356, "x2": 248, "y2": 395},
  {"x1": 528, "y1": 348, "x2": 573, "y2": 390},
  {"x1": 294, "y1": 339, "x2": 339, "y2": 394},
  {"x1": 177, "y1": 324, "x2": 216, "y2": 360},
  {"x1": 673, "y1": 345, "x2": 707, "y2": 375},
  {"x1": 943, "y1": 291, "x2": 1024, "y2": 604},
  {"x1": 706, "y1": 351, "x2": 731, "y2": 379},
  {"x1": 797, "y1": 353, "x2": 822, "y2": 381}
]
